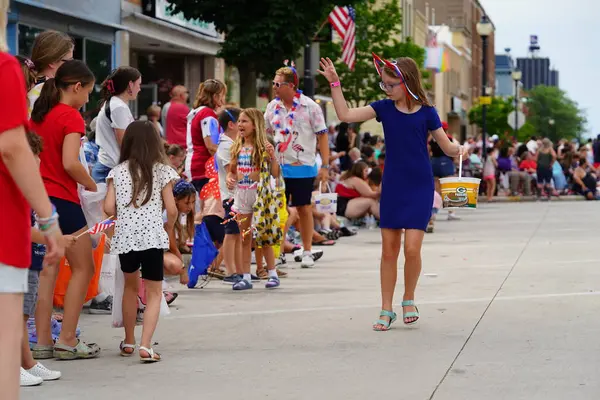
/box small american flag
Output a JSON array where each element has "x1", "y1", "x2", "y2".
[
  {"x1": 88, "y1": 218, "x2": 115, "y2": 235},
  {"x1": 329, "y1": 6, "x2": 356, "y2": 70}
]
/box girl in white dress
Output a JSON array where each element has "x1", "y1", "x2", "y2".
[{"x1": 104, "y1": 121, "x2": 179, "y2": 363}]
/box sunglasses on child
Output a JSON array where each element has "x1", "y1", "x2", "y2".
[{"x1": 379, "y1": 81, "x2": 404, "y2": 92}]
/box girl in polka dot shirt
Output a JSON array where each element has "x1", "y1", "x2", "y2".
[{"x1": 104, "y1": 121, "x2": 179, "y2": 363}]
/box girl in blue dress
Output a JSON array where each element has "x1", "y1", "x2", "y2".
[{"x1": 319, "y1": 55, "x2": 466, "y2": 331}]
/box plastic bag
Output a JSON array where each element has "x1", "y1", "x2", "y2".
[
  {"x1": 112, "y1": 261, "x2": 170, "y2": 328},
  {"x1": 99, "y1": 251, "x2": 117, "y2": 296},
  {"x1": 187, "y1": 223, "x2": 218, "y2": 288},
  {"x1": 80, "y1": 183, "x2": 107, "y2": 228}
]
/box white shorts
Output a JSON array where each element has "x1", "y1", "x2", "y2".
[
  {"x1": 0, "y1": 263, "x2": 29, "y2": 293},
  {"x1": 232, "y1": 183, "x2": 258, "y2": 215}
]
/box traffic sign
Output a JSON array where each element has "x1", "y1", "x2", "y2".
[
  {"x1": 479, "y1": 96, "x2": 492, "y2": 105},
  {"x1": 507, "y1": 110, "x2": 526, "y2": 130}
]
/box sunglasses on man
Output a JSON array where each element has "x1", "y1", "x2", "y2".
[{"x1": 272, "y1": 81, "x2": 292, "y2": 88}]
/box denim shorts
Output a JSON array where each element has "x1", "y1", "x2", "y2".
[
  {"x1": 91, "y1": 162, "x2": 112, "y2": 184},
  {"x1": 431, "y1": 156, "x2": 455, "y2": 178},
  {"x1": 23, "y1": 269, "x2": 40, "y2": 316}
]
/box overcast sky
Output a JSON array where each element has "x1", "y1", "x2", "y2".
[{"x1": 481, "y1": 0, "x2": 598, "y2": 137}]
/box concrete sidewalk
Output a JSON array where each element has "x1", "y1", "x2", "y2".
[{"x1": 23, "y1": 202, "x2": 600, "y2": 400}]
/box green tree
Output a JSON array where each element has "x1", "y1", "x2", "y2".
[
  {"x1": 316, "y1": 0, "x2": 427, "y2": 107},
  {"x1": 468, "y1": 96, "x2": 514, "y2": 140},
  {"x1": 524, "y1": 85, "x2": 587, "y2": 142},
  {"x1": 169, "y1": 0, "x2": 363, "y2": 107}
]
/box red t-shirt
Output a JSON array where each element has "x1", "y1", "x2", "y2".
[
  {"x1": 0, "y1": 53, "x2": 31, "y2": 268},
  {"x1": 185, "y1": 107, "x2": 216, "y2": 181},
  {"x1": 30, "y1": 104, "x2": 85, "y2": 205},
  {"x1": 519, "y1": 160, "x2": 537, "y2": 171},
  {"x1": 166, "y1": 102, "x2": 190, "y2": 148}
]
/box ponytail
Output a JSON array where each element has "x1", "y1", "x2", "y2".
[
  {"x1": 100, "y1": 66, "x2": 141, "y2": 122},
  {"x1": 31, "y1": 59, "x2": 95, "y2": 124},
  {"x1": 31, "y1": 78, "x2": 60, "y2": 123}
]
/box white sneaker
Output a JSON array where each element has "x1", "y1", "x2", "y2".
[
  {"x1": 276, "y1": 254, "x2": 287, "y2": 269},
  {"x1": 447, "y1": 213, "x2": 460, "y2": 221},
  {"x1": 27, "y1": 362, "x2": 61, "y2": 381},
  {"x1": 301, "y1": 253, "x2": 315, "y2": 268},
  {"x1": 20, "y1": 367, "x2": 43, "y2": 387},
  {"x1": 294, "y1": 249, "x2": 324, "y2": 262}
]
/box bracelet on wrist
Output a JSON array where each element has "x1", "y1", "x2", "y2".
[
  {"x1": 39, "y1": 218, "x2": 58, "y2": 232},
  {"x1": 40, "y1": 221, "x2": 60, "y2": 236},
  {"x1": 330, "y1": 81, "x2": 341, "y2": 88},
  {"x1": 36, "y1": 204, "x2": 58, "y2": 223}
]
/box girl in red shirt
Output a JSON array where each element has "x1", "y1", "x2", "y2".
[
  {"x1": 30, "y1": 60, "x2": 101, "y2": 360},
  {"x1": 0, "y1": 47, "x2": 65, "y2": 399}
]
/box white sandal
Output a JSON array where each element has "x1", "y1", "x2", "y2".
[
  {"x1": 139, "y1": 346, "x2": 161, "y2": 363},
  {"x1": 119, "y1": 341, "x2": 136, "y2": 357}
]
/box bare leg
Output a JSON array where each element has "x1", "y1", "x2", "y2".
[
  {"x1": 223, "y1": 234, "x2": 238, "y2": 276},
  {"x1": 234, "y1": 235, "x2": 243, "y2": 274},
  {"x1": 263, "y1": 246, "x2": 276, "y2": 271},
  {"x1": 402, "y1": 229, "x2": 425, "y2": 323},
  {"x1": 122, "y1": 272, "x2": 140, "y2": 352},
  {"x1": 373, "y1": 228, "x2": 402, "y2": 330},
  {"x1": 57, "y1": 234, "x2": 95, "y2": 347},
  {"x1": 239, "y1": 213, "x2": 253, "y2": 274},
  {"x1": 139, "y1": 279, "x2": 162, "y2": 360},
  {"x1": 22, "y1": 315, "x2": 36, "y2": 369},
  {"x1": 163, "y1": 252, "x2": 184, "y2": 276},
  {"x1": 0, "y1": 293, "x2": 23, "y2": 400},
  {"x1": 35, "y1": 263, "x2": 59, "y2": 346},
  {"x1": 345, "y1": 198, "x2": 380, "y2": 220},
  {"x1": 255, "y1": 247, "x2": 264, "y2": 275},
  {"x1": 296, "y1": 205, "x2": 314, "y2": 252}
]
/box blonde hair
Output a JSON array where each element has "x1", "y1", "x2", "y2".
[
  {"x1": 193, "y1": 78, "x2": 227, "y2": 109},
  {"x1": 147, "y1": 104, "x2": 161, "y2": 118},
  {"x1": 383, "y1": 57, "x2": 432, "y2": 110},
  {"x1": 541, "y1": 138, "x2": 553, "y2": 149},
  {"x1": 230, "y1": 108, "x2": 268, "y2": 169},
  {"x1": 0, "y1": 0, "x2": 8, "y2": 52},
  {"x1": 275, "y1": 67, "x2": 297, "y2": 86}
]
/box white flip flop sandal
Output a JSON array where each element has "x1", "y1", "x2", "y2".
[{"x1": 139, "y1": 346, "x2": 161, "y2": 363}]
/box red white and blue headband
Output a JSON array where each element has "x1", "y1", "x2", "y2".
[
  {"x1": 283, "y1": 59, "x2": 299, "y2": 87},
  {"x1": 372, "y1": 52, "x2": 420, "y2": 101}
]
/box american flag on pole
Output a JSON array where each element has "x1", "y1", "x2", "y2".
[
  {"x1": 328, "y1": 6, "x2": 356, "y2": 70},
  {"x1": 88, "y1": 218, "x2": 115, "y2": 235}
]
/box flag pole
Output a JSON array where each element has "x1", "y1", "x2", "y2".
[
  {"x1": 312, "y1": 17, "x2": 329, "y2": 42},
  {"x1": 76, "y1": 215, "x2": 114, "y2": 239}
]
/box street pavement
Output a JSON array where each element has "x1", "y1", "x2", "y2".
[{"x1": 23, "y1": 201, "x2": 600, "y2": 400}]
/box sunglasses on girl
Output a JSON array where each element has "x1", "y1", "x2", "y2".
[{"x1": 379, "y1": 81, "x2": 404, "y2": 92}]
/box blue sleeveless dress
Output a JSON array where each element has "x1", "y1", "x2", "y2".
[{"x1": 370, "y1": 100, "x2": 442, "y2": 231}]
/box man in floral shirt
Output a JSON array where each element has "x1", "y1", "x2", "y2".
[{"x1": 265, "y1": 66, "x2": 330, "y2": 268}]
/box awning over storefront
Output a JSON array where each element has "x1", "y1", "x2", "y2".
[{"x1": 123, "y1": 12, "x2": 223, "y2": 55}]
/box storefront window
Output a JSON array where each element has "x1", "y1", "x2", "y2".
[
  {"x1": 18, "y1": 25, "x2": 83, "y2": 60},
  {"x1": 18, "y1": 25, "x2": 43, "y2": 57},
  {"x1": 84, "y1": 39, "x2": 112, "y2": 117}
]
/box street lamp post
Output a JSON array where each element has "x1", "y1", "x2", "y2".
[
  {"x1": 511, "y1": 68, "x2": 522, "y2": 136},
  {"x1": 477, "y1": 15, "x2": 494, "y2": 161}
]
